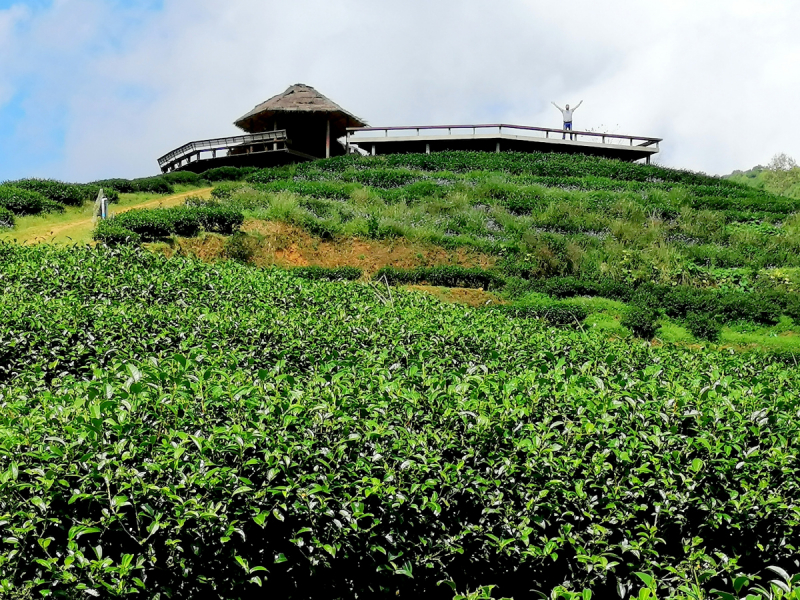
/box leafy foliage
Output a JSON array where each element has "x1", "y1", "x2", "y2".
[
  {"x1": 7, "y1": 178, "x2": 119, "y2": 206},
  {"x1": 621, "y1": 304, "x2": 660, "y2": 339},
  {"x1": 201, "y1": 166, "x2": 260, "y2": 182},
  {"x1": 1, "y1": 243, "x2": 799, "y2": 599},
  {"x1": 93, "y1": 176, "x2": 175, "y2": 195},
  {"x1": 489, "y1": 302, "x2": 589, "y2": 326},
  {"x1": 94, "y1": 205, "x2": 244, "y2": 243},
  {"x1": 0, "y1": 206, "x2": 14, "y2": 228},
  {"x1": 0, "y1": 185, "x2": 62, "y2": 215},
  {"x1": 375, "y1": 265, "x2": 505, "y2": 290},
  {"x1": 684, "y1": 311, "x2": 722, "y2": 342}
]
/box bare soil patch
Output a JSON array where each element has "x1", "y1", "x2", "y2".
[{"x1": 175, "y1": 219, "x2": 496, "y2": 277}]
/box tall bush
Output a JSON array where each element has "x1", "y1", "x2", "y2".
[
  {"x1": 0, "y1": 206, "x2": 14, "y2": 228},
  {"x1": 622, "y1": 304, "x2": 660, "y2": 339},
  {"x1": 0, "y1": 186, "x2": 59, "y2": 215}
]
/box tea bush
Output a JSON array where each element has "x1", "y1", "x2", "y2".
[
  {"x1": 622, "y1": 304, "x2": 661, "y2": 339},
  {"x1": 161, "y1": 170, "x2": 204, "y2": 186},
  {"x1": 8, "y1": 178, "x2": 119, "y2": 206},
  {"x1": 684, "y1": 311, "x2": 722, "y2": 342},
  {"x1": 489, "y1": 302, "x2": 589, "y2": 326},
  {"x1": 0, "y1": 185, "x2": 59, "y2": 215},
  {"x1": 91, "y1": 222, "x2": 142, "y2": 246},
  {"x1": 94, "y1": 206, "x2": 244, "y2": 243},
  {"x1": 1, "y1": 243, "x2": 799, "y2": 599},
  {"x1": 375, "y1": 265, "x2": 505, "y2": 290},
  {"x1": 201, "y1": 166, "x2": 260, "y2": 181},
  {"x1": 94, "y1": 176, "x2": 174, "y2": 195},
  {"x1": 0, "y1": 206, "x2": 14, "y2": 228}
]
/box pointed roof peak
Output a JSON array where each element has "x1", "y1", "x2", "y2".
[{"x1": 234, "y1": 84, "x2": 367, "y2": 132}]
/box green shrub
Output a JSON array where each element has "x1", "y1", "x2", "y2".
[
  {"x1": 491, "y1": 302, "x2": 589, "y2": 326},
  {"x1": 291, "y1": 266, "x2": 363, "y2": 281},
  {"x1": 0, "y1": 206, "x2": 14, "y2": 228},
  {"x1": 684, "y1": 311, "x2": 722, "y2": 342},
  {"x1": 622, "y1": 304, "x2": 660, "y2": 339},
  {"x1": 162, "y1": 171, "x2": 204, "y2": 186},
  {"x1": 193, "y1": 205, "x2": 245, "y2": 233},
  {"x1": 353, "y1": 168, "x2": 417, "y2": 188},
  {"x1": 223, "y1": 231, "x2": 256, "y2": 263},
  {"x1": 211, "y1": 182, "x2": 245, "y2": 200},
  {"x1": 0, "y1": 185, "x2": 58, "y2": 215},
  {"x1": 92, "y1": 221, "x2": 141, "y2": 245},
  {"x1": 94, "y1": 176, "x2": 174, "y2": 195},
  {"x1": 375, "y1": 266, "x2": 505, "y2": 290},
  {"x1": 526, "y1": 276, "x2": 633, "y2": 301},
  {"x1": 100, "y1": 206, "x2": 244, "y2": 242},
  {"x1": 202, "y1": 166, "x2": 260, "y2": 182},
  {"x1": 10, "y1": 179, "x2": 85, "y2": 206},
  {"x1": 246, "y1": 165, "x2": 296, "y2": 184},
  {"x1": 9, "y1": 178, "x2": 119, "y2": 206}
]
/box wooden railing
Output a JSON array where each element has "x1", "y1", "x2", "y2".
[
  {"x1": 158, "y1": 130, "x2": 288, "y2": 171},
  {"x1": 346, "y1": 124, "x2": 661, "y2": 149}
]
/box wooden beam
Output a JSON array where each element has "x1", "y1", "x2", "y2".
[{"x1": 326, "y1": 119, "x2": 331, "y2": 159}]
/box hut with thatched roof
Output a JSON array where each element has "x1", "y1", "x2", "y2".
[
  {"x1": 157, "y1": 84, "x2": 366, "y2": 173},
  {"x1": 234, "y1": 84, "x2": 367, "y2": 159}
]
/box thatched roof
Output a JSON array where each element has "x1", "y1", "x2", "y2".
[{"x1": 234, "y1": 84, "x2": 367, "y2": 133}]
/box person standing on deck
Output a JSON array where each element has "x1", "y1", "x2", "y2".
[{"x1": 552, "y1": 100, "x2": 583, "y2": 140}]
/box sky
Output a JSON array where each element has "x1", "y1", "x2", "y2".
[{"x1": 0, "y1": 0, "x2": 798, "y2": 182}]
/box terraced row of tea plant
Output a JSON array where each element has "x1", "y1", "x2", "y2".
[{"x1": 1, "y1": 242, "x2": 799, "y2": 599}]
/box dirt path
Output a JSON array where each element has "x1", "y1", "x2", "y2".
[{"x1": 5, "y1": 188, "x2": 212, "y2": 245}]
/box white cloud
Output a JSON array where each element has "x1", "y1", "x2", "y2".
[{"x1": 0, "y1": 0, "x2": 798, "y2": 180}]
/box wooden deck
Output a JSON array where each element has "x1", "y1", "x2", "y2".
[
  {"x1": 158, "y1": 130, "x2": 300, "y2": 173},
  {"x1": 158, "y1": 123, "x2": 662, "y2": 173},
  {"x1": 346, "y1": 124, "x2": 661, "y2": 163}
]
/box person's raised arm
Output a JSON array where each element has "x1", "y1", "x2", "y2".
[
  {"x1": 573, "y1": 100, "x2": 584, "y2": 111},
  {"x1": 552, "y1": 101, "x2": 564, "y2": 111}
]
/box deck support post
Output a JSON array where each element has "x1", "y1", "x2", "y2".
[
  {"x1": 371, "y1": 144, "x2": 376, "y2": 156},
  {"x1": 326, "y1": 119, "x2": 330, "y2": 159},
  {"x1": 646, "y1": 155, "x2": 651, "y2": 165},
  {"x1": 496, "y1": 142, "x2": 500, "y2": 153},
  {"x1": 426, "y1": 143, "x2": 430, "y2": 154},
  {"x1": 273, "y1": 122, "x2": 278, "y2": 151}
]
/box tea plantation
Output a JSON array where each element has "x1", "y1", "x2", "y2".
[
  {"x1": 96, "y1": 151, "x2": 800, "y2": 347},
  {"x1": 1, "y1": 242, "x2": 799, "y2": 599}
]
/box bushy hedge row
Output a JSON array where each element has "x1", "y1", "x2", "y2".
[
  {"x1": 522, "y1": 275, "x2": 800, "y2": 326},
  {"x1": 245, "y1": 165, "x2": 297, "y2": 184},
  {"x1": 201, "y1": 166, "x2": 259, "y2": 181},
  {"x1": 0, "y1": 206, "x2": 14, "y2": 228},
  {"x1": 93, "y1": 176, "x2": 174, "y2": 195},
  {"x1": 489, "y1": 302, "x2": 589, "y2": 326},
  {"x1": 291, "y1": 266, "x2": 363, "y2": 281},
  {"x1": 0, "y1": 185, "x2": 63, "y2": 215},
  {"x1": 374, "y1": 265, "x2": 505, "y2": 290},
  {"x1": 8, "y1": 178, "x2": 119, "y2": 206},
  {"x1": 94, "y1": 205, "x2": 244, "y2": 244},
  {"x1": 298, "y1": 151, "x2": 782, "y2": 199}
]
